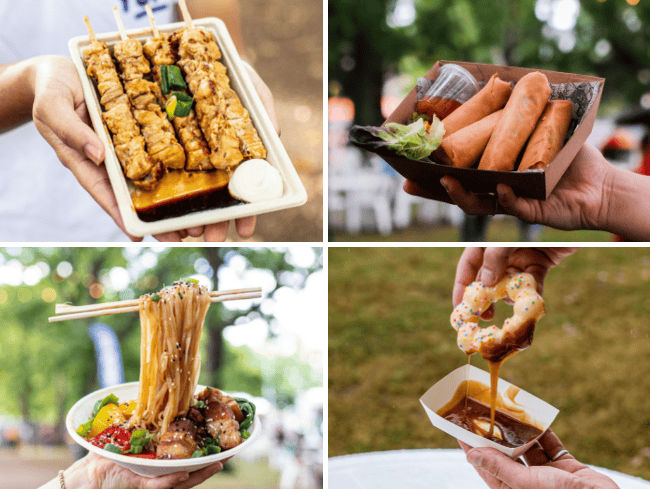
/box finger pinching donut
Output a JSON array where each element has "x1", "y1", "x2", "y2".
[{"x1": 450, "y1": 272, "x2": 545, "y2": 361}]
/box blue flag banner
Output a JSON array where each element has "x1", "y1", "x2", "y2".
[{"x1": 88, "y1": 323, "x2": 125, "y2": 388}]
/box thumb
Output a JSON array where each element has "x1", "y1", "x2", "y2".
[
  {"x1": 467, "y1": 448, "x2": 531, "y2": 487},
  {"x1": 467, "y1": 448, "x2": 578, "y2": 489},
  {"x1": 33, "y1": 91, "x2": 104, "y2": 165},
  {"x1": 496, "y1": 184, "x2": 537, "y2": 224},
  {"x1": 477, "y1": 247, "x2": 514, "y2": 287}
]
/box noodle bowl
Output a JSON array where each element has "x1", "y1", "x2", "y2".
[{"x1": 71, "y1": 280, "x2": 255, "y2": 461}]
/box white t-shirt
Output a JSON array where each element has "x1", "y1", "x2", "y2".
[{"x1": 0, "y1": 0, "x2": 176, "y2": 241}]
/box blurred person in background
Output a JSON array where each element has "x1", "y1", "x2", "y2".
[{"x1": 0, "y1": 0, "x2": 278, "y2": 242}]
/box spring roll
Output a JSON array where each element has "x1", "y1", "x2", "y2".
[
  {"x1": 517, "y1": 99, "x2": 574, "y2": 172},
  {"x1": 438, "y1": 110, "x2": 503, "y2": 168},
  {"x1": 478, "y1": 72, "x2": 551, "y2": 172},
  {"x1": 441, "y1": 74, "x2": 512, "y2": 137}
]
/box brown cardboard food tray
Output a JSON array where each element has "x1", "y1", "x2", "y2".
[{"x1": 380, "y1": 61, "x2": 604, "y2": 209}]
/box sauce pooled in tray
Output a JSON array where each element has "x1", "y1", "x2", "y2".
[{"x1": 436, "y1": 380, "x2": 543, "y2": 448}]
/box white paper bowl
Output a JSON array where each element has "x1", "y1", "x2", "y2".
[
  {"x1": 66, "y1": 382, "x2": 261, "y2": 477},
  {"x1": 68, "y1": 18, "x2": 307, "y2": 238},
  {"x1": 420, "y1": 364, "x2": 559, "y2": 458}
]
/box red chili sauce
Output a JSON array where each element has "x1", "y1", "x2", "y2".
[
  {"x1": 90, "y1": 425, "x2": 156, "y2": 458},
  {"x1": 416, "y1": 97, "x2": 462, "y2": 120}
]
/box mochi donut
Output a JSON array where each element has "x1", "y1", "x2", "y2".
[{"x1": 450, "y1": 273, "x2": 545, "y2": 361}]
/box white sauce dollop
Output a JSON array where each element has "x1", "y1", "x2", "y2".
[{"x1": 228, "y1": 159, "x2": 284, "y2": 202}]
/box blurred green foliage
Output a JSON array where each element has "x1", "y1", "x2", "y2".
[
  {"x1": 0, "y1": 247, "x2": 322, "y2": 437},
  {"x1": 329, "y1": 247, "x2": 650, "y2": 479},
  {"x1": 329, "y1": 0, "x2": 650, "y2": 125}
]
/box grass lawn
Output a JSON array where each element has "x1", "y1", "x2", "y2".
[
  {"x1": 329, "y1": 247, "x2": 650, "y2": 480},
  {"x1": 331, "y1": 216, "x2": 612, "y2": 242}
]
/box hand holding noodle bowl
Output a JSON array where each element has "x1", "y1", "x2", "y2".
[{"x1": 75, "y1": 281, "x2": 256, "y2": 459}]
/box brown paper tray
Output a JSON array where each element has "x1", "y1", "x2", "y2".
[{"x1": 380, "y1": 61, "x2": 604, "y2": 207}]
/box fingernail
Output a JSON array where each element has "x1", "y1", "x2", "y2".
[
  {"x1": 482, "y1": 269, "x2": 496, "y2": 286},
  {"x1": 84, "y1": 143, "x2": 101, "y2": 164},
  {"x1": 180, "y1": 473, "x2": 189, "y2": 481},
  {"x1": 440, "y1": 178, "x2": 449, "y2": 192},
  {"x1": 467, "y1": 452, "x2": 482, "y2": 467}
]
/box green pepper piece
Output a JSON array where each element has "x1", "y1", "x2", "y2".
[
  {"x1": 169, "y1": 91, "x2": 194, "y2": 118},
  {"x1": 191, "y1": 450, "x2": 204, "y2": 458},
  {"x1": 167, "y1": 65, "x2": 188, "y2": 91},
  {"x1": 160, "y1": 65, "x2": 170, "y2": 94}
]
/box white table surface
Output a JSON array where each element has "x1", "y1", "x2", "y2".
[{"x1": 329, "y1": 449, "x2": 650, "y2": 489}]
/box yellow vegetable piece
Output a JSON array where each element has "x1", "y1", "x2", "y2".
[
  {"x1": 165, "y1": 96, "x2": 178, "y2": 120},
  {"x1": 119, "y1": 400, "x2": 137, "y2": 418},
  {"x1": 88, "y1": 403, "x2": 126, "y2": 438}
]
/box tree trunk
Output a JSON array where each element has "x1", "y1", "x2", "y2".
[{"x1": 343, "y1": 32, "x2": 384, "y2": 127}]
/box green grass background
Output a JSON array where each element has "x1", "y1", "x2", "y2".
[
  {"x1": 332, "y1": 217, "x2": 612, "y2": 242},
  {"x1": 329, "y1": 247, "x2": 650, "y2": 479}
]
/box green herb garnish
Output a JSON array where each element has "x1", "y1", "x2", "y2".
[
  {"x1": 234, "y1": 397, "x2": 256, "y2": 432},
  {"x1": 191, "y1": 450, "x2": 204, "y2": 458},
  {"x1": 104, "y1": 444, "x2": 123, "y2": 454},
  {"x1": 151, "y1": 294, "x2": 161, "y2": 302},
  {"x1": 179, "y1": 292, "x2": 183, "y2": 299},
  {"x1": 196, "y1": 400, "x2": 205, "y2": 409}
]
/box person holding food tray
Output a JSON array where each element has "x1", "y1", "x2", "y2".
[{"x1": 0, "y1": 0, "x2": 278, "y2": 242}]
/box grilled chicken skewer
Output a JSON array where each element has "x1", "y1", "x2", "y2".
[
  {"x1": 170, "y1": 19, "x2": 242, "y2": 169},
  {"x1": 176, "y1": 0, "x2": 266, "y2": 161},
  {"x1": 112, "y1": 7, "x2": 185, "y2": 181},
  {"x1": 83, "y1": 16, "x2": 155, "y2": 183},
  {"x1": 142, "y1": 4, "x2": 212, "y2": 171}
]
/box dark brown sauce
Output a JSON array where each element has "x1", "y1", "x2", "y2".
[
  {"x1": 131, "y1": 170, "x2": 243, "y2": 222},
  {"x1": 439, "y1": 396, "x2": 542, "y2": 448}
]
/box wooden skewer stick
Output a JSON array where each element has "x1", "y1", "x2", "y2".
[
  {"x1": 55, "y1": 287, "x2": 263, "y2": 314},
  {"x1": 144, "y1": 4, "x2": 160, "y2": 38},
  {"x1": 112, "y1": 6, "x2": 129, "y2": 41},
  {"x1": 178, "y1": 0, "x2": 193, "y2": 27},
  {"x1": 83, "y1": 15, "x2": 98, "y2": 43},
  {"x1": 49, "y1": 289, "x2": 262, "y2": 322}
]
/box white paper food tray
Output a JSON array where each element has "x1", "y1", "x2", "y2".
[
  {"x1": 68, "y1": 18, "x2": 307, "y2": 238},
  {"x1": 420, "y1": 364, "x2": 559, "y2": 458}
]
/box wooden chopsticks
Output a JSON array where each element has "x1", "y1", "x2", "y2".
[{"x1": 49, "y1": 287, "x2": 262, "y2": 322}]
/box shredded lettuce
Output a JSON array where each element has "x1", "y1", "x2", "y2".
[{"x1": 376, "y1": 117, "x2": 445, "y2": 160}]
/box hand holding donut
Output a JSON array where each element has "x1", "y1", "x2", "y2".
[
  {"x1": 453, "y1": 248, "x2": 578, "y2": 321},
  {"x1": 451, "y1": 272, "x2": 545, "y2": 360}
]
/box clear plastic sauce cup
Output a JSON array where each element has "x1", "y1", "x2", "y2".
[{"x1": 416, "y1": 64, "x2": 480, "y2": 120}]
